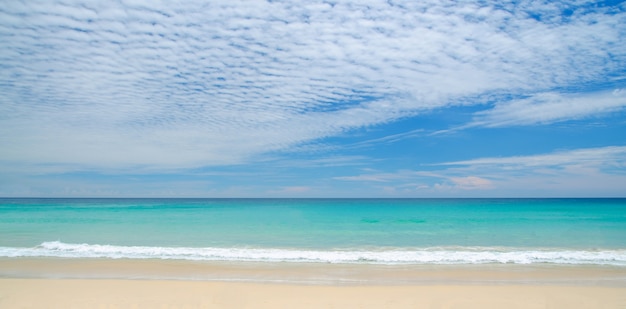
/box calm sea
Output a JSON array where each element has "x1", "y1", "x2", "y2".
[{"x1": 1, "y1": 198, "x2": 625, "y2": 265}]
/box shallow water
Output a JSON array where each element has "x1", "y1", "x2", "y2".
[{"x1": 1, "y1": 198, "x2": 625, "y2": 265}]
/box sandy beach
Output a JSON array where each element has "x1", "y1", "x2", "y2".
[
  {"x1": 1, "y1": 258, "x2": 626, "y2": 308},
  {"x1": 2, "y1": 278, "x2": 626, "y2": 308}
]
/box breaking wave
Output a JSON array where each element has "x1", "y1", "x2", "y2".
[{"x1": 1, "y1": 241, "x2": 625, "y2": 266}]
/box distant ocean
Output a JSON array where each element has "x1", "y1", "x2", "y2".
[{"x1": 1, "y1": 198, "x2": 625, "y2": 266}]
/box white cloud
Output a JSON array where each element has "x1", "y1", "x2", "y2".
[
  {"x1": 0, "y1": 1, "x2": 625, "y2": 172},
  {"x1": 469, "y1": 89, "x2": 626, "y2": 127}
]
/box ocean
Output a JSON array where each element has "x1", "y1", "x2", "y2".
[{"x1": 1, "y1": 198, "x2": 625, "y2": 266}]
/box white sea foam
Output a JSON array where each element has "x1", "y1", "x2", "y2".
[{"x1": 1, "y1": 241, "x2": 625, "y2": 266}]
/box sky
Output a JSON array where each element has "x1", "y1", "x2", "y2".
[{"x1": 1, "y1": 0, "x2": 625, "y2": 198}]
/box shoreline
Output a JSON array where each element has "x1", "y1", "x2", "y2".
[{"x1": 2, "y1": 257, "x2": 626, "y2": 286}]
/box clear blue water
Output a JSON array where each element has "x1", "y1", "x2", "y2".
[{"x1": 1, "y1": 198, "x2": 625, "y2": 265}]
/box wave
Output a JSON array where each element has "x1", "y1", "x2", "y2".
[{"x1": 1, "y1": 241, "x2": 625, "y2": 266}]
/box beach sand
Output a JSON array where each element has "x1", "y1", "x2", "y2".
[
  {"x1": 2, "y1": 278, "x2": 626, "y2": 308},
  {"x1": 1, "y1": 258, "x2": 626, "y2": 308}
]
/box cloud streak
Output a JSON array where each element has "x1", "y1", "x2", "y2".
[
  {"x1": 439, "y1": 145, "x2": 626, "y2": 169},
  {"x1": 468, "y1": 89, "x2": 626, "y2": 128}
]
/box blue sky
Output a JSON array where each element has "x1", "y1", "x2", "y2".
[{"x1": 1, "y1": 0, "x2": 625, "y2": 197}]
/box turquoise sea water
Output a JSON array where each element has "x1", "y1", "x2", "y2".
[{"x1": 1, "y1": 198, "x2": 625, "y2": 265}]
